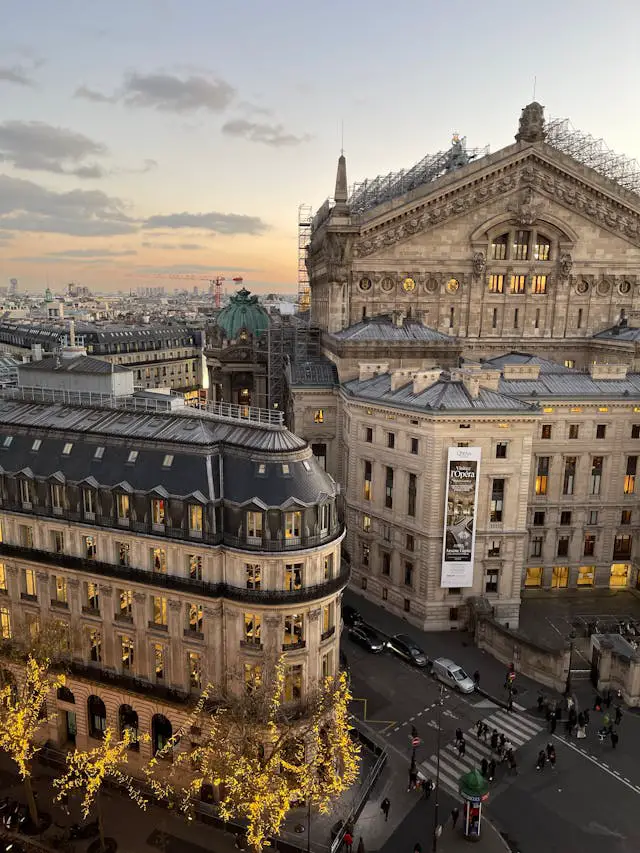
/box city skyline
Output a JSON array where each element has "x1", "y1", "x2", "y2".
[{"x1": 1, "y1": 0, "x2": 640, "y2": 292}]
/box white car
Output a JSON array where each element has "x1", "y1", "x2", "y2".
[{"x1": 432, "y1": 657, "x2": 476, "y2": 693}]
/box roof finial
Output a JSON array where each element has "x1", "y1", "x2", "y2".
[
  {"x1": 340, "y1": 119, "x2": 344, "y2": 156},
  {"x1": 334, "y1": 149, "x2": 349, "y2": 214},
  {"x1": 532, "y1": 75, "x2": 537, "y2": 101}
]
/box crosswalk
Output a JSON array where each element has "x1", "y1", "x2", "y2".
[{"x1": 418, "y1": 710, "x2": 543, "y2": 795}]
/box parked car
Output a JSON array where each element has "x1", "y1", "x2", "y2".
[
  {"x1": 348, "y1": 623, "x2": 385, "y2": 653},
  {"x1": 432, "y1": 657, "x2": 476, "y2": 693},
  {"x1": 342, "y1": 604, "x2": 363, "y2": 628},
  {"x1": 386, "y1": 633, "x2": 429, "y2": 667}
]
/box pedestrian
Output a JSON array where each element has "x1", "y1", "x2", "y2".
[
  {"x1": 615, "y1": 706, "x2": 623, "y2": 725},
  {"x1": 476, "y1": 720, "x2": 483, "y2": 739},
  {"x1": 566, "y1": 696, "x2": 574, "y2": 712},
  {"x1": 490, "y1": 729, "x2": 499, "y2": 751},
  {"x1": 499, "y1": 733, "x2": 506, "y2": 749},
  {"x1": 380, "y1": 797, "x2": 390, "y2": 822},
  {"x1": 343, "y1": 830, "x2": 353, "y2": 853},
  {"x1": 594, "y1": 694, "x2": 602, "y2": 711},
  {"x1": 549, "y1": 747, "x2": 556, "y2": 768},
  {"x1": 458, "y1": 737, "x2": 466, "y2": 758},
  {"x1": 605, "y1": 688, "x2": 612, "y2": 709},
  {"x1": 550, "y1": 713, "x2": 557, "y2": 735},
  {"x1": 413, "y1": 845, "x2": 422, "y2": 853},
  {"x1": 583, "y1": 708, "x2": 590, "y2": 725},
  {"x1": 536, "y1": 750, "x2": 546, "y2": 771},
  {"x1": 451, "y1": 807, "x2": 460, "y2": 829},
  {"x1": 507, "y1": 750, "x2": 517, "y2": 774},
  {"x1": 578, "y1": 712, "x2": 585, "y2": 728},
  {"x1": 473, "y1": 670, "x2": 480, "y2": 688},
  {"x1": 488, "y1": 759, "x2": 496, "y2": 781},
  {"x1": 455, "y1": 727, "x2": 463, "y2": 745},
  {"x1": 603, "y1": 712, "x2": 610, "y2": 731},
  {"x1": 546, "y1": 742, "x2": 554, "y2": 760},
  {"x1": 537, "y1": 693, "x2": 545, "y2": 713},
  {"x1": 423, "y1": 778, "x2": 433, "y2": 800},
  {"x1": 507, "y1": 693, "x2": 514, "y2": 713},
  {"x1": 611, "y1": 730, "x2": 619, "y2": 749},
  {"x1": 408, "y1": 766, "x2": 418, "y2": 791},
  {"x1": 357, "y1": 838, "x2": 365, "y2": 853},
  {"x1": 481, "y1": 723, "x2": 489, "y2": 743},
  {"x1": 481, "y1": 758, "x2": 488, "y2": 777}
]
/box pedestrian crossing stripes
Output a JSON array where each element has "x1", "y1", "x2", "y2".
[{"x1": 418, "y1": 710, "x2": 543, "y2": 796}]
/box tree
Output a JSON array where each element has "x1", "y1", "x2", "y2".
[
  {"x1": 53, "y1": 727, "x2": 149, "y2": 853},
  {"x1": 163, "y1": 660, "x2": 360, "y2": 852},
  {"x1": 0, "y1": 655, "x2": 65, "y2": 826}
]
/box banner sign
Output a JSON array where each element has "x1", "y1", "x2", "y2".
[{"x1": 441, "y1": 446, "x2": 481, "y2": 588}]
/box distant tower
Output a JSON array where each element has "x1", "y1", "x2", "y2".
[{"x1": 8, "y1": 278, "x2": 18, "y2": 295}]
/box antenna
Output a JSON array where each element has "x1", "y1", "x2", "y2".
[
  {"x1": 532, "y1": 75, "x2": 537, "y2": 101},
  {"x1": 340, "y1": 119, "x2": 344, "y2": 156}
]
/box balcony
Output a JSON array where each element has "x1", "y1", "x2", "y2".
[
  {"x1": 321, "y1": 626, "x2": 336, "y2": 642},
  {"x1": 183, "y1": 629, "x2": 204, "y2": 640},
  {"x1": 64, "y1": 660, "x2": 191, "y2": 705},
  {"x1": 224, "y1": 524, "x2": 344, "y2": 553},
  {"x1": 0, "y1": 543, "x2": 351, "y2": 605},
  {"x1": 282, "y1": 641, "x2": 306, "y2": 652},
  {"x1": 240, "y1": 640, "x2": 263, "y2": 651}
]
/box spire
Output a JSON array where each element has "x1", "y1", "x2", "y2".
[{"x1": 333, "y1": 153, "x2": 349, "y2": 213}]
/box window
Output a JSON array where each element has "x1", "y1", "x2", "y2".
[
  {"x1": 624, "y1": 456, "x2": 637, "y2": 494},
  {"x1": 610, "y1": 563, "x2": 629, "y2": 588},
  {"x1": 322, "y1": 603, "x2": 335, "y2": 636},
  {"x1": 490, "y1": 479, "x2": 504, "y2": 522},
  {"x1": 284, "y1": 664, "x2": 302, "y2": 702},
  {"x1": 188, "y1": 652, "x2": 202, "y2": 690},
  {"x1": 488, "y1": 540, "x2": 501, "y2": 557},
  {"x1": 19, "y1": 525, "x2": 33, "y2": 548},
  {"x1": 85, "y1": 582, "x2": 99, "y2": 611},
  {"x1": 362, "y1": 542, "x2": 370, "y2": 568},
  {"x1": 19, "y1": 479, "x2": 31, "y2": 505},
  {"x1": 319, "y1": 503, "x2": 330, "y2": 533},
  {"x1": 560, "y1": 511, "x2": 572, "y2": 525},
  {"x1": 243, "y1": 612, "x2": 261, "y2": 645},
  {"x1": 564, "y1": 359, "x2": 575, "y2": 368},
  {"x1": 589, "y1": 510, "x2": 599, "y2": 525},
  {"x1": 162, "y1": 454, "x2": 174, "y2": 468},
  {"x1": 285, "y1": 564, "x2": 303, "y2": 591},
  {"x1": 530, "y1": 537, "x2": 543, "y2": 558},
  {"x1": 534, "y1": 234, "x2": 551, "y2": 261},
  {"x1": 596, "y1": 424, "x2": 607, "y2": 439},
  {"x1": 385, "y1": 466, "x2": 394, "y2": 509},
  {"x1": 364, "y1": 461, "x2": 372, "y2": 501},
  {"x1": 151, "y1": 498, "x2": 165, "y2": 526},
  {"x1": 150, "y1": 548, "x2": 167, "y2": 573},
  {"x1": 323, "y1": 553, "x2": 334, "y2": 581},
  {"x1": 524, "y1": 567, "x2": 543, "y2": 588},
  {"x1": 513, "y1": 307, "x2": 519, "y2": 328},
  {"x1": 485, "y1": 569, "x2": 499, "y2": 594},
  {"x1": 488, "y1": 274, "x2": 504, "y2": 293},
  {"x1": 513, "y1": 230, "x2": 530, "y2": 260},
  {"x1": 0, "y1": 564, "x2": 5, "y2": 593},
  {"x1": 491, "y1": 233, "x2": 508, "y2": 260},
  {"x1": 31, "y1": 439, "x2": 41, "y2": 451},
  {"x1": 245, "y1": 563, "x2": 261, "y2": 590},
  {"x1": 121, "y1": 636, "x2": 134, "y2": 671},
  {"x1": 189, "y1": 504, "x2": 203, "y2": 533},
  {"x1": 51, "y1": 483, "x2": 63, "y2": 511},
  {"x1": 54, "y1": 576, "x2": 67, "y2": 604},
  {"x1": 378, "y1": 552, "x2": 389, "y2": 577},
  {"x1": 52, "y1": 530, "x2": 64, "y2": 554},
  {"x1": 541, "y1": 424, "x2": 552, "y2": 439},
  {"x1": 364, "y1": 427, "x2": 373, "y2": 444},
  {"x1": 83, "y1": 489, "x2": 95, "y2": 516},
  {"x1": 89, "y1": 629, "x2": 102, "y2": 663},
  {"x1": 127, "y1": 451, "x2": 138, "y2": 464},
  {"x1": 284, "y1": 511, "x2": 301, "y2": 541},
  {"x1": 0, "y1": 608, "x2": 10, "y2": 639},
  {"x1": 2, "y1": 436, "x2": 12, "y2": 448},
  {"x1": 533, "y1": 511, "x2": 545, "y2": 526},
  {"x1": 621, "y1": 510, "x2": 632, "y2": 525},
  {"x1": 577, "y1": 309, "x2": 583, "y2": 330},
  {"x1": 536, "y1": 456, "x2": 550, "y2": 495},
  {"x1": 119, "y1": 589, "x2": 133, "y2": 617},
  {"x1": 492, "y1": 308, "x2": 498, "y2": 329},
  {"x1": 116, "y1": 493, "x2": 130, "y2": 521},
  {"x1": 387, "y1": 432, "x2": 395, "y2": 449},
  {"x1": 152, "y1": 596, "x2": 167, "y2": 627},
  {"x1": 188, "y1": 555, "x2": 203, "y2": 580},
  {"x1": 404, "y1": 561, "x2": 413, "y2": 587},
  {"x1": 577, "y1": 566, "x2": 595, "y2": 587},
  {"x1": 85, "y1": 535, "x2": 97, "y2": 559},
  {"x1": 613, "y1": 535, "x2": 632, "y2": 559},
  {"x1": 283, "y1": 614, "x2": 303, "y2": 647},
  {"x1": 407, "y1": 473, "x2": 416, "y2": 517},
  {"x1": 496, "y1": 442, "x2": 508, "y2": 459},
  {"x1": 187, "y1": 603, "x2": 203, "y2": 633},
  {"x1": 362, "y1": 514, "x2": 371, "y2": 532},
  {"x1": 557, "y1": 536, "x2": 570, "y2": 558},
  {"x1": 62, "y1": 443, "x2": 73, "y2": 456},
  {"x1": 382, "y1": 524, "x2": 391, "y2": 542},
  {"x1": 509, "y1": 275, "x2": 526, "y2": 294},
  {"x1": 281, "y1": 464, "x2": 290, "y2": 475},
  {"x1": 244, "y1": 662, "x2": 262, "y2": 693},
  {"x1": 632, "y1": 425, "x2": 640, "y2": 439},
  {"x1": 584, "y1": 534, "x2": 596, "y2": 557},
  {"x1": 246, "y1": 511, "x2": 263, "y2": 542},
  {"x1": 563, "y1": 457, "x2": 576, "y2": 495},
  {"x1": 94, "y1": 446, "x2": 105, "y2": 460},
  {"x1": 23, "y1": 568, "x2": 36, "y2": 598},
  {"x1": 153, "y1": 644, "x2": 165, "y2": 682},
  {"x1": 531, "y1": 275, "x2": 547, "y2": 294},
  {"x1": 552, "y1": 566, "x2": 569, "y2": 589},
  {"x1": 568, "y1": 424, "x2": 579, "y2": 439},
  {"x1": 322, "y1": 652, "x2": 333, "y2": 680},
  {"x1": 590, "y1": 457, "x2": 603, "y2": 496},
  {"x1": 406, "y1": 533, "x2": 415, "y2": 552},
  {"x1": 314, "y1": 409, "x2": 324, "y2": 424}
]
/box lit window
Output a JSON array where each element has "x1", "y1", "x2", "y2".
[
  {"x1": 364, "y1": 460, "x2": 372, "y2": 501},
  {"x1": 488, "y1": 274, "x2": 504, "y2": 293},
  {"x1": 362, "y1": 514, "x2": 371, "y2": 532},
  {"x1": 491, "y1": 234, "x2": 508, "y2": 260},
  {"x1": 285, "y1": 563, "x2": 303, "y2": 591},
  {"x1": 127, "y1": 451, "x2": 138, "y2": 463},
  {"x1": 0, "y1": 564, "x2": 5, "y2": 592},
  {"x1": 243, "y1": 612, "x2": 261, "y2": 645},
  {"x1": 257, "y1": 463, "x2": 266, "y2": 474},
  {"x1": 62, "y1": 443, "x2": 73, "y2": 455},
  {"x1": 116, "y1": 493, "x2": 130, "y2": 520},
  {"x1": 31, "y1": 439, "x2": 41, "y2": 451},
  {"x1": 150, "y1": 548, "x2": 167, "y2": 573},
  {"x1": 162, "y1": 454, "x2": 174, "y2": 468},
  {"x1": 283, "y1": 613, "x2": 304, "y2": 647},
  {"x1": 245, "y1": 563, "x2": 261, "y2": 590},
  {"x1": 0, "y1": 608, "x2": 11, "y2": 640},
  {"x1": 624, "y1": 456, "x2": 637, "y2": 495},
  {"x1": 153, "y1": 644, "x2": 165, "y2": 681},
  {"x1": 282, "y1": 464, "x2": 290, "y2": 475},
  {"x1": 188, "y1": 555, "x2": 203, "y2": 580},
  {"x1": 524, "y1": 567, "x2": 543, "y2": 588},
  {"x1": 534, "y1": 235, "x2": 551, "y2": 261},
  {"x1": 86, "y1": 581, "x2": 99, "y2": 611},
  {"x1": 577, "y1": 566, "x2": 594, "y2": 587},
  {"x1": 536, "y1": 456, "x2": 549, "y2": 495},
  {"x1": 284, "y1": 511, "x2": 301, "y2": 540},
  {"x1": 152, "y1": 596, "x2": 167, "y2": 626},
  {"x1": 284, "y1": 664, "x2": 302, "y2": 702},
  {"x1": 121, "y1": 636, "x2": 134, "y2": 671},
  {"x1": 189, "y1": 504, "x2": 203, "y2": 532},
  {"x1": 151, "y1": 498, "x2": 165, "y2": 526},
  {"x1": 119, "y1": 589, "x2": 133, "y2": 616},
  {"x1": 188, "y1": 652, "x2": 202, "y2": 690},
  {"x1": 513, "y1": 230, "x2": 530, "y2": 260},
  {"x1": 187, "y1": 603, "x2": 203, "y2": 633},
  {"x1": 509, "y1": 275, "x2": 526, "y2": 294},
  {"x1": 246, "y1": 511, "x2": 263, "y2": 542},
  {"x1": 531, "y1": 275, "x2": 547, "y2": 294},
  {"x1": 324, "y1": 553, "x2": 334, "y2": 580},
  {"x1": 314, "y1": 410, "x2": 324, "y2": 424},
  {"x1": 23, "y1": 568, "x2": 37, "y2": 598},
  {"x1": 244, "y1": 663, "x2": 262, "y2": 693},
  {"x1": 565, "y1": 360, "x2": 575, "y2": 368},
  {"x1": 89, "y1": 629, "x2": 102, "y2": 662}
]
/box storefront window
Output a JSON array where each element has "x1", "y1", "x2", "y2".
[
  {"x1": 577, "y1": 566, "x2": 595, "y2": 587},
  {"x1": 551, "y1": 566, "x2": 569, "y2": 589},
  {"x1": 610, "y1": 563, "x2": 629, "y2": 589},
  {"x1": 524, "y1": 567, "x2": 543, "y2": 588}
]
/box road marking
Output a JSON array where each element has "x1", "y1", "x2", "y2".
[
  {"x1": 401, "y1": 721, "x2": 407, "y2": 727},
  {"x1": 409, "y1": 716, "x2": 415, "y2": 721},
  {"x1": 553, "y1": 735, "x2": 640, "y2": 795},
  {"x1": 417, "y1": 711, "x2": 423, "y2": 717}
]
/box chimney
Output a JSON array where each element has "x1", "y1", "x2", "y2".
[
  {"x1": 503, "y1": 364, "x2": 541, "y2": 381},
  {"x1": 359, "y1": 362, "x2": 389, "y2": 381},
  {"x1": 413, "y1": 369, "x2": 442, "y2": 395},
  {"x1": 590, "y1": 362, "x2": 629, "y2": 380},
  {"x1": 30, "y1": 343, "x2": 42, "y2": 362},
  {"x1": 69, "y1": 319, "x2": 76, "y2": 347},
  {"x1": 390, "y1": 369, "x2": 415, "y2": 391},
  {"x1": 462, "y1": 375, "x2": 481, "y2": 399}
]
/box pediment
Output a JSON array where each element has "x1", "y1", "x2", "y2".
[{"x1": 352, "y1": 147, "x2": 640, "y2": 259}]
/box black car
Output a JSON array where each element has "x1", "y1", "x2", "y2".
[
  {"x1": 342, "y1": 604, "x2": 363, "y2": 628},
  {"x1": 386, "y1": 633, "x2": 429, "y2": 667},
  {"x1": 348, "y1": 623, "x2": 385, "y2": 653}
]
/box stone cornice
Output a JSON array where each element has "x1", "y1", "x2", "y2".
[{"x1": 352, "y1": 152, "x2": 640, "y2": 259}]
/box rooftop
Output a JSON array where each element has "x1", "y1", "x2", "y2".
[
  {"x1": 18, "y1": 355, "x2": 130, "y2": 375},
  {"x1": 480, "y1": 352, "x2": 573, "y2": 374},
  {"x1": 333, "y1": 316, "x2": 456, "y2": 343},
  {"x1": 287, "y1": 358, "x2": 339, "y2": 388},
  {"x1": 592, "y1": 324, "x2": 640, "y2": 342}
]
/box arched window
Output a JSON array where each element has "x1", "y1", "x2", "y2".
[
  {"x1": 119, "y1": 704, "x2": 139, "y2": 751},
  {"x1": 88, "y1": 695, "x2": 106, "y2": 739},
  {"x1": 534, "y1": 233, "x2": 551, "y2": 261},
  {"x1": 152, "y1": 714, "x2": 172, "y2": 756},
  {"x1": 491, "y1": 234, "x2": 509, "y2": 260},
  {"x1": 57, "y1": 686, "x2": 75, "y2": 704}
]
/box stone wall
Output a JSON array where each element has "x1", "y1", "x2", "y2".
[{"x1": 591, "y1": 636, "x2": 640, "y2": 707}]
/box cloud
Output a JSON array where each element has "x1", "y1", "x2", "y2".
[
  {"x1": 122, "y1": 72, "x2": 235, "y2": 113},
  {"x1": 0, "y1": 120, "x2": 108, "y2": 178},
  {"x1": 74, "y1": 85, "x2": 117, "y2": 103},
  {"x1": 0, "y1": 174, "x2": 136, "y2": 236},
  {"x1": 133, "y1": 264, "x2": 260, "y2": 275},
  {"x1": 143, "y1": 211, "x2": 268, "y2": 235},
  {"x1": 221, "y1": 119, "x2": 310, "y2": 147},
  {"x1": 10, "y1": 256, "x2": 117, "y2": 266},
  {"x1": 118, "y1": 158, "x2": 158, "y2": 175},
  {"x1": 0, "y1": 231, "x2": 14, "y2": 243},
  {"x1": 141, "y1": 241, "x2": 205, "y2": 250},
  {"x1": 0, "y1": 65, "x2": 34, "y2": 86},
  {"x1": 45, "y1": 248, "x2": 137, "y2": 258}
]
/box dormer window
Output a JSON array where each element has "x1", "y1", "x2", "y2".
[
  {"x1": 162, "y1": 455, "x2": 174, "y2": 468},
  {"x1": 116, "y1": 493, "x2": 130, "y2": 522},
  {"x1": 151, "y1": 498, "x2": 165, "y2": 528},
  {"x1": 319, "y1": 503, "x2": 330, "y2": 535},
  {"x1": 94, "y1": 447, "x2": 105, "y2": 460},
  {"x1": 282, "y1": 464, "x2": 290, "y2": 475},
  {"x1": 284, "y1": 511, "x2": 301, "y2": 543},
  {"x1": 62, "y1": 443, "x2": 73, "y2": 456},
  {"x1": 19, "y1": 479, "x2": 31, "y2": 505},
  {"x1": 127, "y1": 451, "x2": 139, "y2": 464},
  {"x1": 246, "y1": 511, "x2": 263, "y2": 545},
  {"x1": 189, "y1": 504, "x2": 203, "y2": 534},
  {"x1": 491, "y1": 234, "x2": 508, "y2": 260},
  {"x1": 83, "y1": 488, "x2": 95, "y2": 518},
  {"x1": 51, "y1": 483, "x2": 64, "y2": 514},
  {"x1": 31, "y1": 440, "x2": 42, "y2": 452}
]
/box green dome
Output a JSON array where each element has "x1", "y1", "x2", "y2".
[{"x1": 217, "y1": 288, "x2": 270, "y2": 340}]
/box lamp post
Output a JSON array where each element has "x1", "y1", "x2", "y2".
[
  {"x1": 432, "y1": 684, "x2": 445, "y2": 853},
  {"x1": 565, "y1": 629, "x2": 576, "y2": 696},
  {"x1": 307, "y1": 799, "x2": 311, "y2": 853}
]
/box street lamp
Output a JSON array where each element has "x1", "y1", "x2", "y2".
[
  {"x1": 432, "y1": 684, "x2": 445, "y2": 853},
  {"x1": 565, "y1": 629, "x2": 576, "y2": 696}
]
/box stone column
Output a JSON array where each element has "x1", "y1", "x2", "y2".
[
  {"x1": 307, "y1": 608, "x2": 321, "y2": 685},
  {"x1": 167, "y1": 599, "x2": 184, "y2": 690},
  {"x1": 203, "y1": 602, "x2": 222, "y2": 687},
  {"x1": 100, "y1": 585, "x2": 115, "y2": 669},
  {"x1": 132, "y1": 591, "x2": 149, "y2": 679}
]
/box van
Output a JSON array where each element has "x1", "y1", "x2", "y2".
[{"x1": 432, "y1": 657, "x2": 475, "y2": 694}]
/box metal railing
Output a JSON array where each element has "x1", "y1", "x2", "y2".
[
  {"x1": 65, "y1": 660, "x2": 192, "y2": 704},
  {"x1": 0, "y1": 542, "x2": 351, "y2": 605}
]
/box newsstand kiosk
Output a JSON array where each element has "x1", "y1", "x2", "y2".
[{"x1": 458, "y1": 769, "x2": 490, "y2": 841}]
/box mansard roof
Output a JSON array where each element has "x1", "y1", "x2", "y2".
[{"x1": 333, "y1": 315, "x2": 455, "y2": 343}]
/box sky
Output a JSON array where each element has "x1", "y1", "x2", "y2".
[{"x1": 1, "y1": 0, "x2": 639, "y2": 294}]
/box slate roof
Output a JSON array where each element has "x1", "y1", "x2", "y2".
[
  {"x1": 592, "y1": 325, "x2": 640, "y2": 342},
  {"x1": 480, "y1": 352, "x2": 573, "y2": 374},
  {"x1": 18, "y1": 356, "x2": 129, "y2": 375},
  {"x1": 343, "y1": 373, "x2": 536, "y2": 413},
  {"x1": 333, "y1": 316, "x2": 455, "y2": 343},
  {"x1": 288, "y1": 359, "x2": 339, "y2": 388},
  {"x1": 498, "y1": 373, "x2": 640, "y2": 399}
]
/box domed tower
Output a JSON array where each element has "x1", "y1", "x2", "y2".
[{"x1": 216, "y1": 288, "x2": 270, "y2": 342}]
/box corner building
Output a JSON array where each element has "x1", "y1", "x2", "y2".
[{"x1": 0, "y1": 394, "x2": 344, "y2": 764}]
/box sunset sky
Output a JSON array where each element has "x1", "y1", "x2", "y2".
[{"x1": 1, "y1": 0, "x2": 639, "y2": 293}]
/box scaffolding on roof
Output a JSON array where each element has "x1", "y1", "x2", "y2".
[
  {"x1": 347, "y1": 136, "x2": 490, "y2": 216},
  {"x1": 545, "y1": 118, "x2": 640, "y2": 197},
  {"x1": 297, "y1": 204, "x2": 313, "y2": 317}
]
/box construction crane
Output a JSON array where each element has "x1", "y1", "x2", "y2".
[{"x1": 126, "y1": 271, "x2": 247, "y2": 308}]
